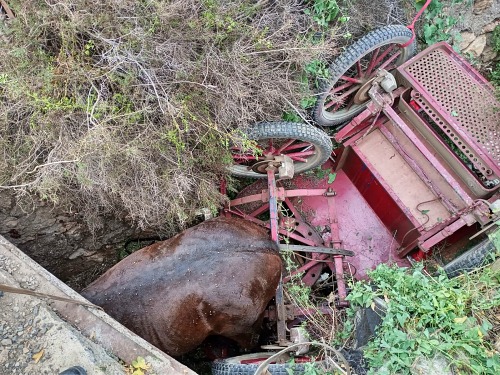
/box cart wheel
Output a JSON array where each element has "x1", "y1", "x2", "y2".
[
  {"x1": 442, "y1": 238, "x2": 496, "y2": 278},
  {"x1": 212, "y1": 352, "x2": 330, "y2": 375},
  {"x1": 313, "y1": 25, "x2": 416, "y2": 127},
  {"x1": 229, "y1": 122, "x2": 332, "y2": 178}
]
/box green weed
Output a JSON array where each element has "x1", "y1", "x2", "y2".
[
  {"x1": 305, "y1": 0, "x2": 340, "y2": 28},
  {"x1": 347, "y1": 263, "x2": 500, "y2": 374},
  {"x1": 417, "y1": 0, "x2": 463, "y2": 45},
  {"x1": 305, "y1": 59, "x2": 330, "y2": 89},
  {"x1": 492, "y1": 25, "x2": 500, "y2": 53},
  {"x1": 491, "y1": 26, "x2": 500, "y2": 96}
]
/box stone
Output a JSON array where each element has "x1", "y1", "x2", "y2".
[
  {"x1": 1, "y1": 339, "x2": 12, "y2": 346},
  {"x1": 458, "y1": 31, "x2": 476, "y2": 50},
  {"x1": 481, "y1": 45, "x2": 498, "y2": 63},
  {"x1": 474, "y1": 0, "x2": 493, "y2": 14},
  {"x1": 492, "y1": 258, "x2": 500, "y2": 274},
  {"x1": 68, "y1": 248, "x2": 97, "y2": 260},
  {"x1": 411, "y1": 354, "x2": 454, "y2": 375},
  {"x1": 483, "y1": 19, "x2": 500, "y2": 33},
  {"x1": 464, "y1": 34, "x2": 487, "y2": 56}
]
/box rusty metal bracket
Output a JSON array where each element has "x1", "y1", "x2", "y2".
[{"x1": 278, "y1": 244, "x2": 354, "y2": 257}]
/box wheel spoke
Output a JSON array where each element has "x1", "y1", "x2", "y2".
[
  {"x1": 330, "y1": 80, "x2": 354, "y2": 95},
  {"x1": 267, "y1": 139, "x2": 275, "y2": 153},
  {"x1": 356, "y1": 60, "x2": 363, "y2": 78},
  {"x1": 378, "y1": 50, "x2": 401, "y2": 71},
  {"x1": 232, "y1": 154, "x2": 258, "y2": 162},
  {"x1": 324, "y1": 84, "x2": 360, "y2": 110},
  {"x1": 370, "y1": 45, "x2": 399, "y2": 72},
  {"x1": 280, "y1": 142, "x2": 312, "y2": 152},
  {"x1": 286, "y1": 150, "x2": 316, "y2": 159},
  {"x1": 365, "y1": 47, "x2": 380, "y2": 76},
  {"x1": 339, "y1": 75, "x2": 363, "y2": 85},
  {"x1": 276, "y1": 139, "x2": 296, "y2": 154}
]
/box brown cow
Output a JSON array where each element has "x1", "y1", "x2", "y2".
[{"x1": 81, "y1": 217, "x2": 281, "y2": 356}]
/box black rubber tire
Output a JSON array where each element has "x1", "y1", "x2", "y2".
[
  {"x1": 228, "y1": 122, "x2": 333, "y2": 178},
  {"x1": 212, "y1": 353, "x2": 330, "y2": 375},
  {"x1": 313, "y1": 25, "x2": 416, "y2": 127},
  {"x1": 442, "y1": 238, "x2": 496, "y2": 278}
]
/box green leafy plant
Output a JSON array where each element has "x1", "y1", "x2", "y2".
[
  {"x1": 305, "y1": 0, "x2": 340, "y2": 28},
  {"x1": 347, "y1": 263, "x2": 500, "y2": 374},
  {"x1": 305, "y1": 59, "x2": 330, "y2": 90},
  {"x1": 492, "y1": 25, "x2": 500, "y2": 53},
  {"x1": 126, "y1": 356, "x2": 151, "y2": 375},
  {"x1": 491, "y1": 25, "x2": 500, "y2": 97},
  {"x1": 282, "y1": 110, "x2": 303, "y2": 123},
  {"x1": 417, "y1": 0, "x2": 462, "y2": 45}
]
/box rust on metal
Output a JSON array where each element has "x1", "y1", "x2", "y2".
[{"x1": 278, "y1": 244, "x2": 354, "y2": 257}]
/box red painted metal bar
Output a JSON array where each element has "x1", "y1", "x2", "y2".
[
  {"x1": 339, "y1": 76, "x2": 363, "y2": 85},
  {"x1": 230, "y1": 192, "x2": 270, "y2": 206},
  {"x1": 419, "y1": 217, "x2": 468, "y2": 251},
  {"x1": 356, "y1": 60, "x2": 363, "y2": 77},
  {"x1": 284, "y1": 189, "x2": 327, "y2": 198},
  {"x1": 279, "y1": 142, "x2": 313, "y2": 152},
  {"x1": 368, "y1": 45, "x2": 396, "y2": 74},
  {"x1": 365, "y1": 47, "x2": 381, "y2": 77},
  {"x1": 377, "y1": 50, "x2": 402, "y2": 71},
  {"x1": 229, "y1": 188, "x2": 327, "y2": 208},
  {"x1": 249, "y1": 203, "x2": 270, "y2": 218},
  {"x1": 325, "y1": 85, "x2": 360, "y2": 110},
  {"x1": 326, "y1": 189, "x2": 348, "y2": 306},
  {"x1": 400, "y1": 0, "x2": 432, "y2": 48},
  {"x1": 276, "y1": 139, "x2": 296, "y2": 153},
  {"x1": 267, "y1": 168, "x2": 287, "y2": 344},
  {"x1": 332, "y1": 81, "x2": 356, "y2": 94}
]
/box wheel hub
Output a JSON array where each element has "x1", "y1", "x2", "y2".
[
  {"x1": 250, "y1": 156, "x2": 281, "y2": 174},
  {"x1": 353, "y1": 77, "x2": 377, "y2": 104}
]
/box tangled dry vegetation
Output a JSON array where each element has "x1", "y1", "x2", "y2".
[{"x1": 0, "y1": 0, "x2": 338, "y2": 234}]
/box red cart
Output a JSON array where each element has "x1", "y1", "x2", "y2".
[{"x1": 215, "y1": 19, "x2": 500, "y2": 374}]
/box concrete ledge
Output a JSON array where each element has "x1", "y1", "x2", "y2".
[{"x1": 0, "y1": 235, "x2": 197, "y2": 375}]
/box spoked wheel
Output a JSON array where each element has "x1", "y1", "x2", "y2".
[
  {"x1": 229, "y1": 122, "x2": 333, "y2": 179},
  {"x1": 313, "y1": 25, "x2": 416, "y2": 127},
  {"x1": 212, "y1": 352, "x2": 332, "y2": 375}
]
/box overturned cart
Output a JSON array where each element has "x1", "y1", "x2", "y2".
[{"x1": 220, "y1": 33, "x2": 500, "y2": 372}]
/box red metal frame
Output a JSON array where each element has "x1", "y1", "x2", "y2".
[{"x1": 224, "y1": 37, "x2": 499, "y2": 347}]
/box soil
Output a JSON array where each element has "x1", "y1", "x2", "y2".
[{"x1": 0, "y1": 190, "x2": 158, "y2": 292}]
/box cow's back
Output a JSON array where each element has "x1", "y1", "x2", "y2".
[{"x1": 82, "y1": 217, "x2": 281, "y2": 356}]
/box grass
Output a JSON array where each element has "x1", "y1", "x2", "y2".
[
  {"x1": 491, "y1": 26, "x2": 500, "y2": 97},
  {"x1": 344, "y1": 260, "x2": 500, "y2": 374}
]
